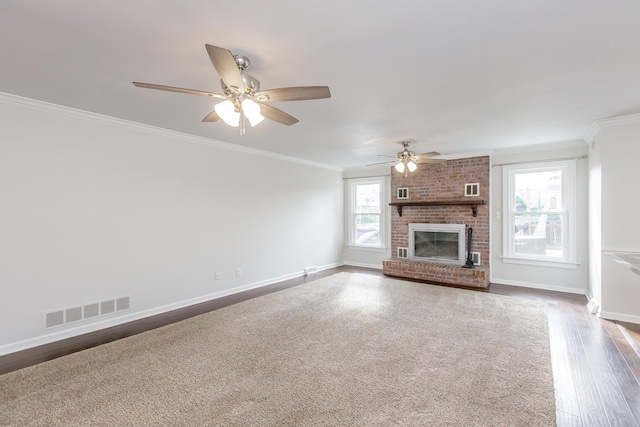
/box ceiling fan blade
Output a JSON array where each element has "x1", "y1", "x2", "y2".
[
  {"x1": 133, "y1": 82, "x2": 226, "y2": 99},
  {"x1": 257, "y1": 102, "x2": 299, "y2": 126},
  {"x1": 255, "y1": 86, "x2": 331, "y2": 102},
  {"x1": 205, "y1": 44, "x2": 244, "y2": 93},
  {"x1": 202, "y1": 110, "x2": 221, "y2": 122}
]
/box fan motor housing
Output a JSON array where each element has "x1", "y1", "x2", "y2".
[
  {"x1": 221, "y1": 74, "x2": 260, "y2": 95},
  {"x1": 233, "y1": 55, "x2": 250, "y2": 71}
]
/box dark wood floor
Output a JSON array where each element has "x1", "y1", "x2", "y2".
[
  {"x1": 2, "y1": 266, "x2": 639, "y2": 426},
  {"x1": 490, "y1": 283, "x2": 640, "y2": 426}
]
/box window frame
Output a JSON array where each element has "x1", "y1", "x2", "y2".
[
  {"x1": 347, "y1": 176, "x2": 386, "y2": 250},
  {"x1": 502, "y1": 160, "x2": 577, "y2": 268}
]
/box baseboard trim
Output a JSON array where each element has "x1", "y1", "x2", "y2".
[
  {"x1": 0, "y1": 263, "x2": 340, "y2": 357},
  {"x1": 343, "y1": 261, "x2": 383, "y2": 270},
  {"x1": 490, "y1": 278, "x2": 587, "y2": 295},
  {"x1": 316, "y1": 262, "x2": 345, "y2": 271},
  {"x1": 598, "y1": 310, "x2": 640, "y2": 324}
]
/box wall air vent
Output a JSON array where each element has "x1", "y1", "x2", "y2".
[
  {"x1": 45, "y1": 311, "x2": 64, "y2": 329},
  {"x1": 465, "y1": 183, "x2": 479, "y2": 197},
  {"x1": 472, "y1": 252, "x2": 481, "y2": 265},
  {"x1": 397, "y1": 187, "x2": 409, "y2": 199},
  {"x1": 65, "y1": 307, "x2": 82, "y2": 323},
  {"x1": 100, "y1": 300, "x2": 115, "y2": 315},
  {"x1": 116, "y1": 297, "x2": 130, "y2": 311},
  {"x1": 43, "y1": 296, "x2": 131, "y2": 330},
  {"x1": 83, "y1": 303, "x2": 100, "y2": 319}
]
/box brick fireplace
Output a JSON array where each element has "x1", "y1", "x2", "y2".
[{"x1": 383, "y1": 156, "x2": 490, "y2": 288}]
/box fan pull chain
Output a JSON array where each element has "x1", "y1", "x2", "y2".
[{"x1": 239, "y1": 107, "x2": 246, "y2": 136}]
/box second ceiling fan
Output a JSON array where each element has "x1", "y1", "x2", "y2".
[
  {"x1": 370, "y1": 141, "x2": 443, "y2": 178},
  {"x1": 133, "y1": 44, "x2": 331, "y2": 135}
]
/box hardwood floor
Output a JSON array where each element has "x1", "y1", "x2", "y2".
[
  {"x1": 1, "y1": 266, "x2": 639, "y2": 426},
  {"x1": 489, "y1": 283, "x2": 640, "y2": 426}
]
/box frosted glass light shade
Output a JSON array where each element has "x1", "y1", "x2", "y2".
[
  {"x1": 407, "y1": 161, "x2": 417, "y2": 172},
  {"x1": 214, "y1": 100, "x2": 240, "y2": 127},
  {"x1": 241, "y1": 99, "x2": 264, "y2": 127},
  {"x1": 395, "y1": 162, "x2": 405, "y2": 173}
]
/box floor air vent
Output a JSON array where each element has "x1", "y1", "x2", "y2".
[{"x1": 43, "y1": 296, "x2": 130, "y2": 329}]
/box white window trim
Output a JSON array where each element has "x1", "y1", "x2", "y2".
[
  {"x1": 347, "y1": 176, "x2": 386, "y2": 250},
  {"x1": 502, "y1": 160, "x2": 577, "y2": 268}
]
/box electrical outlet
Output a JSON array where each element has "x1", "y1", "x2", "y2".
[
  {"x1": 236, "y1": 268, "x2": 242, "y2": 277},
  {"x1": 215, "y1": 271, "x2": 221, "y2": 280}
]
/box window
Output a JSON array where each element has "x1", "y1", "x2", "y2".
[
  {"x1": 348, "y1": 177, "x2": 385, "y2": 249},
  {"x1": 503, "y1": 160, "x2": 576, "y2": 267}
]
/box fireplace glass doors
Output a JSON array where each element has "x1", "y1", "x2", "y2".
[{"x1": 408, "y1": 224, "x2": 465, "y2": 265}]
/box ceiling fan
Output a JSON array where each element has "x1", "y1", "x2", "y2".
[
  {"x1": 369, "y1": 141, "x2": 443, "y2": 178},
  {"x1": 133, "y1": 44, "x2": 331, "y2": 135}
]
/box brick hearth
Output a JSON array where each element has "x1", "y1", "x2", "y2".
[{"x1": 383, "y1": 258, "x2": 490, "y2": 288}]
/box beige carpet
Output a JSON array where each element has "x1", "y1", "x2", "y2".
[{"x1": 0, "y1": 273, "x2": 556, "y2": 426}]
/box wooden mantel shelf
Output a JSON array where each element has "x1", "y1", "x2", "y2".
[{"x1": 389, "y1": 200, "x2": 486, "y2": 217}]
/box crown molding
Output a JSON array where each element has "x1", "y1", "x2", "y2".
[
  {"x1": 492, "y1": 140, "x2": 586, "y2": 156},
  {"x1": 436, "y1": 150, "x2": 493, "y2": 160},
  {"x1": 584, "y1": 112, "x2": 640, "y2": 144},
  {"x1": 0, "y1": 92, "x2": 344, "y2": 173},
  {"x1": 343, "y1": 164, "x2": 391, "y2": 178}
]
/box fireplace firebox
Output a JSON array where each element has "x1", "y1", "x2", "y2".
[{"x1": 408, "y1": 223, "x2": 466, "y2": 265}]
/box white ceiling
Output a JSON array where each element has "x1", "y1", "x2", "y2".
[{"x1": 2, "y1": 1, "x2": 640, "y2": 169}]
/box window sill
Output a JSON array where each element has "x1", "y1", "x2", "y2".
[
  {"x1": 345, "y1": 245, "x2": 388, "y2": 253},
  {"x1": 500, "y1": 256, "x2": 580, "y2": 270}
]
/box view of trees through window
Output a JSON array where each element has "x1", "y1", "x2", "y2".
[{"x1": 513, "y1": 169, "x2": 563, "y2": 258}]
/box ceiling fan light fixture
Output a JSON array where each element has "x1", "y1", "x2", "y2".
[
  {"x1": 367, "y1": 141, "x2": 441, "y2": 175},
  {"x1": 214, "y1": 100, "x2": 240, "y2": 127},
  {"x1": 241, "y1": 98, "x2": 264, "y2": 127}
]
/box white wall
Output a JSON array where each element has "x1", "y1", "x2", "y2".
[
  {"x1": 593, "y1": 118, "x2": 640, "y2": 322},
  {"x1": 490, "y1": 142, "x2": 589, "y2": 294},
  {"x1": 600, "y1": 122, "x2": 640, "y2": 251},
  {"x1": 0, "y1": 95, "x2": 344, "y2": 354}
]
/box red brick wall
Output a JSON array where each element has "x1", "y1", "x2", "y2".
[{"x1": 390, "y1": 156, "x2": 490, "y2": 265}]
